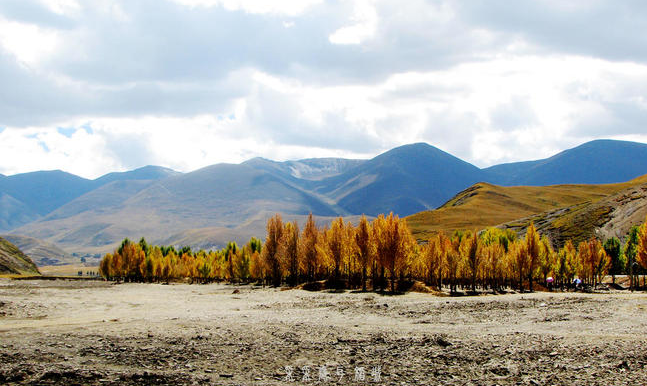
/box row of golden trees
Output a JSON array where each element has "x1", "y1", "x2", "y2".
[
  {"x1": 99, "y1": 237, "x2": 262, "y2": 284},
  {"x1": 99, "y1": 213, "x2": 647, "y2": 293}
]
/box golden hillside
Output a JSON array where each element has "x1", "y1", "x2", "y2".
[
  {"x1": 407, "y1": 174, "x2": 647, "y2": 241},
  {"x1": 501, "y1": 181, "x2": 647, "y2": 248},
  {"x1": 0, "y1": 236, "x2": 40, "y2": 276}
]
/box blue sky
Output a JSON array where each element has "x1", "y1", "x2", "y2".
[{"x1": 1, "y1": 0, "x2": 647, "y2": 178}]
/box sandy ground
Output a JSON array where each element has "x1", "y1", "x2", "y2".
[{"x1": 1, "y1": 280, "x2": 647, "y2": 385}]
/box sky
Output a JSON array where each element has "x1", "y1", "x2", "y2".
[{"x1": 1, "y1": 0, "x2": 647, "y2": 179}]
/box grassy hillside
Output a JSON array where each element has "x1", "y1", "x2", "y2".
[
  {"x1": 407, "y1": 174, "x2": 647, "y2": 241},
  {"x1": 0, "y1": 236, "x2": 40, "y2": 276},
  {"x1": 0, "y1": 234, "x2": 73, "y2": 266},
  {"x1": 500, "y1": 180, "x2": 647, "y2": 248}
]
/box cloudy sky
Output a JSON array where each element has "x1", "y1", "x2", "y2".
[{"x1": 1, "y1": 0, "x2": 647, "y2": 178}]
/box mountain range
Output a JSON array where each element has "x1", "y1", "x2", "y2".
[{"x1": 2, "y1": 139, "x2": 647, "y2": 262}]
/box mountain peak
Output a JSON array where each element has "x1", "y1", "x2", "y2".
[{"x1": 94, "y1": 165, "x2": 180, "y2": 185}]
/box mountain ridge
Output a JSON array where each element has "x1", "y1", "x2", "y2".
[{"x1": 4, "y1": 139, "x2": 647, "y2": 255}]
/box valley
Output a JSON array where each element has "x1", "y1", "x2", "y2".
[{"x1": 1, "y1": 280, "x2": 646, "y2": 385}]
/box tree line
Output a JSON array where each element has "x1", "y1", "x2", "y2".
[{"x1": 99, "y1": 213, "x2": 647, "y2": 293}]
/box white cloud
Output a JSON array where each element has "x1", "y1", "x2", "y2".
[
  {"x1": 329, "y1": 0, "x2": 378, "y2": 45},
  {"x1": 0, "y1": 17, "x2": 60, "y2": 65},
  {"x1": 1, "y1": 0, "x2": 647, "y2": 177},
  {"x1": 37, "y1": 0, "x2": 80, "y2": 16},
  {"x1": 169, "y1": 0, "x2": 323, "y2": 16}
]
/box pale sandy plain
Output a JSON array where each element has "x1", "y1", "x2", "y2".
[{"x1": 1, "y1": 279, "x2": 647, "y2": 385}]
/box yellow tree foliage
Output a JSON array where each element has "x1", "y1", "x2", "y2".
[
  {"x1": 281, "y1": 220, "x2": 300, "y2": 286},
  {"x1": 524, "y1": 222, "x2": 541, "y2": 291},
  {"x1": 508, "y1": 239, "x2": 528, "y2": 291},
  {"x1": 537, "y1": 236, "x2": 555, "y2": 285},
  {"x1": 482, "y1": 241, "x2": 505, "y2": 291},
  {"x1": 421, "y1": 233, "x2": 445, "y2": 289},
  {"x1": 556, "y1": 240, "x2": 578, "y2": 287},
  {"x1": 577, "y1": 238, "x2": 609, "y2": 286},
  {"x1": 355, "y1": 215, "x2": 373, "y2": 291},
  {"x1": 444, "y1": 233, "x2": 461, "y2": 293},
  {"x1": 299, "y1": 213, "x2": 320, "y2": 281},
  {"x1": 323, "y1": 217, "x2": 353, "y2": 283},
  {"x1": 98, "y1": 212, "x2": 591, "y2": 294},
  {"x1": 262, "y1": 214, "x2": 284, "y2": 286},
  {"x1": 462, "y1": 230, "x2": 481, "y2": 292},
  {"x1": 250, "y1": 250, "x2": 263, "y2": 282},
  {"x1": 637, "y1": 217, "x2": 647, "y2": 271},
  {"x1": 373, "y1": 213, "x2": 415, "y2": 292}
]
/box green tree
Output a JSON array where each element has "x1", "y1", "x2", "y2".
[
  {"x1": 603, "y1": 237, "x2": 624, "y2": 284},
  {"x1": 625, "y1": 225, "x2": 640, "y2": 291},
  {"x1": 236, "y1": 247, "x2": 251, "y2": 282},
  {"x1": 223, "y1": 242, "x2": 238, "y2": 281}
]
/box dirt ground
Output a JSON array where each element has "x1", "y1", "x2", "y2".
[{"x1": 1, "y1": 279, "x2": 647, "y2": 385}]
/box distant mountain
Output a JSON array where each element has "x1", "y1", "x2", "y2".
[
  {"x1": 0, "y1": 236, "x2": 40, "y2": 275},
  {"x1": 243, "y1": 157, "x2": 364, "y2": 181},
  {"x1": 5, "y1": 139, "x2": 647, "y2": 255},
  {"x1": 485, "y1": 140, "x2": 647, "y2": 186},
  {"x1": 312, "y1": 143, "x2": 483, "y2": 216},
  {"x1": 93, "y1": 165, "x2": 181, "y2": 186},
  {"x1": 0, "y1": 166, "x2": 180, "y2": 232},
  {"x1": 14, "y1": 163, "x2": 339, "y2": 254},
  {"x1": 0, "y1": 193, "x2": 40, "y2": 231},
  {"x1": 0, "y1": 170, "x2": 95, "y2": 216}
]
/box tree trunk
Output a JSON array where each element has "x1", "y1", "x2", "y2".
[
  {"x1": 528, "y1": 274, "x2": 533, "y2": 292},
  {"x1": 362, "y1": 266, "x2": 367, "y2": 292}
]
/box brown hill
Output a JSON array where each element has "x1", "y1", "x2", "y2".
[
  {"x1": 407, "y1": 174, "x2": 647, "y2": 241},
  {"x1": 500, "y1": 181, "x2": 647, "y2": 248},
  {"x1": 0, "y1": 236, "x2": 40, "y2": 276},
  {"x1": 0, "y1": 234, "x2": 73, "y2": 266}
]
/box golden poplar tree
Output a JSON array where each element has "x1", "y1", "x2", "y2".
[
  {"x1": 508, "y1": 239, "x2": 528, "y2": 291},
  {"x1": 537, "y1": 236, "x2": 555, "y2": 286},
  {"x1": 325, "y1": 217, "x2": 351, "y2": 284},
  {"x1": 262, "y1": 214, "x2": 285, "y2": 286},
  {"x1": 299, "y1": 213, "x2": 320, "y2": 281},
  {"x1": 462, "y1": 231, "x2": 481, "y2": 292},
  {"x1": 422, "y1": 233, "x2": 445, "y2": 289},
  {"x1": 524, "y1": 222, "x2": 540, "y2": 291},
  {"x1": 636, "y1": 217, "x2": 647, "y2": 272},
  {"x1": 444, "y1": 233, "x2": 461, "y2": 294},
  {"x1": 282, "y1": 220, "x2": 300, "y2": 286},
  {"x1": 355, "y1": 215, "x2": 373, "y2": 291}
]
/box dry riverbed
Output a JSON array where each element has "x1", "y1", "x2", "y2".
[{"x1": 1, "y1": 279, "x2": 647, "y2": 385}]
